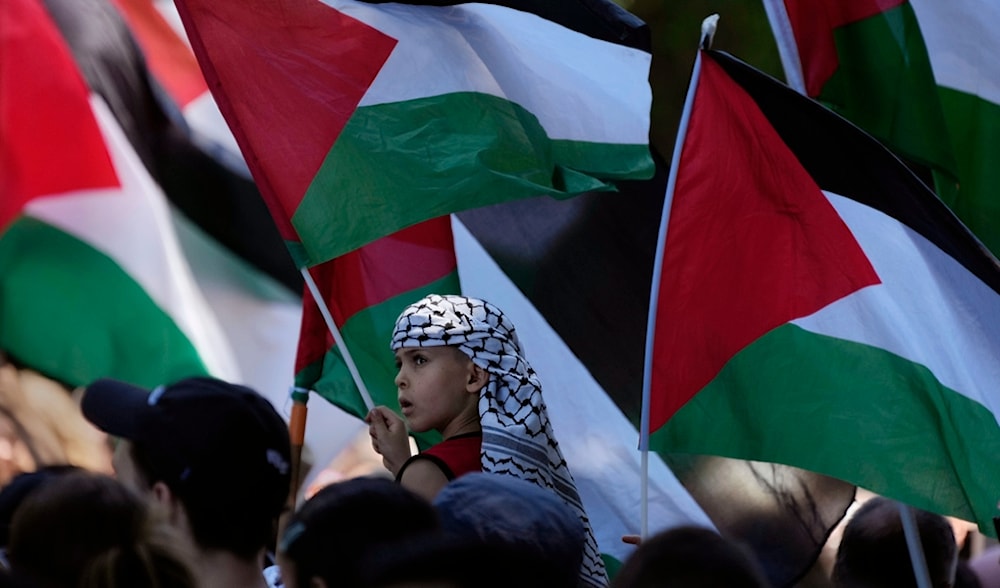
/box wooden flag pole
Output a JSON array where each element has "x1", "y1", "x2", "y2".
[
  {"x1": 288, "y1": 386, "x2": 309, "y2": 506},
  {"x1": 279, "y1": 267, "x2": 377, "y2": 519}
]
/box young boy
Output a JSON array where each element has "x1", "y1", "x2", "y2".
[{"x1": 366, "y1": 294, "x2": 609, "y2": 588}]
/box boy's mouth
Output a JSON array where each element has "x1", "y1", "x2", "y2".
[{"x1": 399, "y1": 398, "x2": 413, "y2": 415}]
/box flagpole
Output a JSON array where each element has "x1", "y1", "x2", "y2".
[
  {"x1": 299, "y1": 266, "x2": 376, "y2": 410},
  {"x1": 760, "y1": 0, "x2": 807, "y2": 94},
  {"x1": 897, "y1": 501, "x2": 933, "y2": 588},
  {"x1": 639, "y1": 16, "x2": 715, "y2": 540},
  {"x1": 287, "y1": 386, "x2": 309, "y2": 505}
]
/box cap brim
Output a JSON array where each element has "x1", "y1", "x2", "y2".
[{"x1": 81, "y1": 379, "x2": 155, "y2": 441}]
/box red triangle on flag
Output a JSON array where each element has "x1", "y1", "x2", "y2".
[
  {"x1": 649, "y1": 55, "x2": 880, "y2": 429},
  {"x1": 176, "y1": 0, "x2": 397, "y2": 241},
  {"x1": 1, "y1": 0, "x2": 119, "y2": 231},
  {"x1": 782, "y1": 0, "x2": 906, "y2": 95}
]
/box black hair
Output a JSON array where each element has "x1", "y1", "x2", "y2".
[
  {"x1": 611, "y1": 526, "x2": 772, "y2": 588},
  {"x1": 7, "y1": 470, "x2": 196, "y2": 588},
  {"x1": 833, "y1": 497, "x2": 957, "y2": 588},
  {"x1": 279, "y1": 477, "x2": 440, "y2": 588}
]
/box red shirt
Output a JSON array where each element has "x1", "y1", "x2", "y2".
[{"x1": 396, "y1": 432, "x2": 482, "y2": 481}]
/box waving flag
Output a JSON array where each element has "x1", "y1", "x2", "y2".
[
  {"x1": 0, "y1": 0, "x2": 237, "y2": 387},
  {"x1": 646, "y1": 49, "x2": 1000, "y2": 538},
  {"x1": 763, "y1": 0, "x2": 1000, "y2": 257},
  {"x1": 460, "y1": 167, "x2": 854, "y2": 587},
  {"x1": 294, "y1": 218, "x2": 461, "y2": 450},
  {"x1": 60, "y1": 0, "x2": 303, "y2": 294},
  {"x1": 173, "y1": 0, "x2": 654, "y2": 266}
]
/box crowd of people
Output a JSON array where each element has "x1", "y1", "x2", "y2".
[{"x1": 0, "y1": 294, "x2": 997, "y2": 588}]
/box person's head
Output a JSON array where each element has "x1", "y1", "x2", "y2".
[
  {"x1": 431, "y1": 472, "x2": 585, "y2": 588},
  {"x1": 7, "y1": 470, "x2": 196, "y2": 588},
  {"x1": 611, "y1": 525, "x2": 771, "y2": 588},
  {"x1": 393, "y1": 345, "x2": 486, "y2": 435},
  {"x1": 832, "y1": 497, "x2": 957, "y2": 588},
  {"x1": 391, "y1": 294, "x2": 526, "y2": 393},
  {"x1": 277, "y1": 476, "x2": 440, "y2": 588},
  {"x1": 0, "y1": 465, "x2": 82, "y2": 550},
  {"x1": 392, "y1": 294, "x2": 608, "y2": 587},
  {"x1": 391, "y1": 295, "x2": 505, "y2": 436},
  {"x1": 81, "y1": 376, "x2": 292, "y2": 560}
]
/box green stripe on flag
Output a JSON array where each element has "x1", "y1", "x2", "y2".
[
  {"x1": 293, "y1": 92, "x2": 653, "y2": 264},
  {"x1": 296, "y1": 271, "x2": 460, "y2": 446},
  {"x1": 653, "y1": 323, "x2": 1000, "y2": 532},
  {"x1": 0, "y1": 217, "x2": 209, "y2": 387},
  {"x1": 938, "y1": 87, "x2": 1000, "y2": 255},
  {"x1": 820, "y1": 3, "x2": 958, "y2": 187}
]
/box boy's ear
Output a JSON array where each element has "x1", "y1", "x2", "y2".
[{"x1": 466, "y1": 363, "x2": 489, "y2": 393}]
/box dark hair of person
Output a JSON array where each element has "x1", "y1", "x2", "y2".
[
  {"x1": 280, "y1": 476, "x2": 440, "y2": 588},
  {"x1": 832, "y1": 497, "x2": 957, "y2": 588},
  {"x1": 6, "y1": 470, "x2": 196, "y2": 588},
  {"x1": 611, "y1": 525, "x2": 772, "y2": 588},
  {"x1": 129, "y1": 440, "x2": 278, "y2": 560}
]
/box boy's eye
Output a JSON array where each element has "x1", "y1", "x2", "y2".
[{"x1": 413, "y1": 355, "x2": 427, "y2": 365}]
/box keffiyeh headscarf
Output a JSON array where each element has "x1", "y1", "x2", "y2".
[{"x1": 392, "y1": 294, "x2": 608, "y2": 587}]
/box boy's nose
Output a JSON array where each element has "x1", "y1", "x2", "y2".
[{"x1": 394, "y1": 370, "x2": 406, "y2": 388}]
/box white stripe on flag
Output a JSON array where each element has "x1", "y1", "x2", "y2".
[
  {"x1": 911, "y1": 0, "x2": 1000, "y2": 104},
  {"x1": 24, "y1": 96, "x2": 241, "y2": 381},
  {"x1": 453, "y1": 215, "x2": 714, "y2": 563},
  {"x1": 792, "y1": 192, "x2": 1000, "y2": 421},
  {"x1": 334, "y1": 0, "x2": 651, "y2": 144}
]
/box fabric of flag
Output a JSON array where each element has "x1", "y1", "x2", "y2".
[
  {"x1": 763, "y1": 0, "x2": 1000, "y2": 258},
  {"x1": 459, "y1": 174, "x2": 855, "y2": 587},
  {"x1": 31, "y1": 0, "x2": 362, "y2": 472},
  {"x1": 172, "y1": 0, "x2": 655, "y2": 266},
  {"x1": 647, "y1": 49, "x2": 1000, "y2": 538},
  {"x1": 453, "y1": 218, "x2": 716, "y2": 575},
  {"x1": 294, "y1": 217, "x2": 461, "y2": 449},
  {"x1": 0, "y1": 0, "x2": 238, "y2": 388},
  {"x1": 70, "y1": 0, "x2": 303, "y2": 294}
]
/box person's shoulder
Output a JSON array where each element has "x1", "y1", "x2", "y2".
[{"x1": 396, "y1": 455, "x2": 450, "y2": 501}]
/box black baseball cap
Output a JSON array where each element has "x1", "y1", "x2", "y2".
[{"x1": 81, "y1": 376, "x2": 291, "y2": 517}]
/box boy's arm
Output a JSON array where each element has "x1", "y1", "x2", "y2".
[{"x1": 396, "y1": 458, "x2": 450, "y2": 502}]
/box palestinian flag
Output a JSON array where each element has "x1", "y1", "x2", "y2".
[
  {"x1": 108, "y1": 0, "x2": 248, "y2": 175},
  {"x1": 172, "y1": 0, "x2": 655, "y2": 266},
  {"x1": 646, "y1": 49, "x2": 1000, "y2": 537},
  {"x1": 293, "y1": 217, "x2": 461, "y2": 449},
  {"x1": 71, "y1": 0, "x2": 303, "y2": 294},
  {"x1": 36, "y1": 0, "x2": 362, "y2": 469},
  {"x1": 0, "y1": 0, "x2": 238, "y2": 388},
  {"x1": 453, "y1": 217, "x2": 715, "y2": 573},
  {"x1": 459, "y1": 162, "x2": 855, "y2": 588},
  {"x1": 763, "y1": 0, "x2": 1000, "y2": 258}
]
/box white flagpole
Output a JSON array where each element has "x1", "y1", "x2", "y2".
[
  {"x1": 639, "y1": 15, "x2": 717, "y2": 539},
  {"x1": 299, "y1": 266, "x2": 376, "y2": 411},
  {"x1": 760, "y1": 0, "x2": 807, "y2": 94}
]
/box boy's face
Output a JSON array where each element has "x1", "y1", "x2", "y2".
[{"x1": 393, "y1": 346, "x2": 479, "y2": 434}]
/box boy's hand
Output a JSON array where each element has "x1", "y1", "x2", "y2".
[{"x1": 365, "y1": 406, "x2": 411, "y2": 476}]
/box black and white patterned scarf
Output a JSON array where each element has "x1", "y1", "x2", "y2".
[{"x1": 392, "y1": 294, "x2": 608, "y2": 587}]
